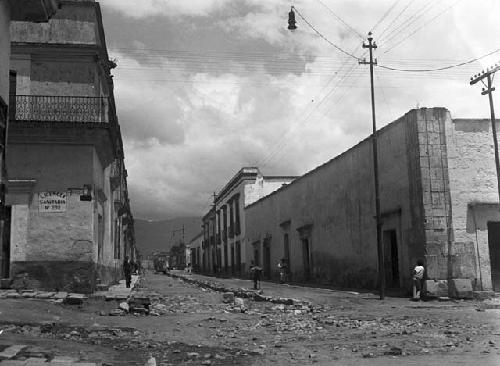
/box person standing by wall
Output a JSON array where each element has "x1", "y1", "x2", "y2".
[
  {"x1": 278, "y1": 258, "x2": 288, "y2": 284},
  {"x1": 123, "y1": 256, "x2": 132, "y2": 288},
  {"x1": 412, "y1": 259, "x2": 425, "y2": 301},
  {"x1": 250, "y1": 260, "x2": 262, "y2": 290}
]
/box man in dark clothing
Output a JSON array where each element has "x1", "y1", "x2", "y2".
[
  {"x1": 250, "y1": 260, "x2": 262, "y2": 290},
  {"x1": 123, "y1": 256, "x2": 132, "y2": 288}
]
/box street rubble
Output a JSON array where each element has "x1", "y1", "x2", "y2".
[
  {"x1": 1, "y1": 273, "x2": 499, "y2": 365},
  {"x1": 94, "y1": 274, "x2": 500, "y2": 362}
]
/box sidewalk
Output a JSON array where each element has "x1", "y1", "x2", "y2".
[{"x1": 0, "y1": 275, "x2": 140, "y2": 305}]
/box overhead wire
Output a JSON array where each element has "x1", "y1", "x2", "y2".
[
  {"x1": 378, "y1": 47, "x2": 500, "y2": 72},
  {"x1": 258, "y1": 43, "x2": 365, "y2": 167},
  {"x1": 314, "y1": 0, "x2": 364, "y2": 40},
  {"x1": 260, "y1": 47, "x2": 365, "y2": 167},
  {"x1": 377, "y1": 0, "x2": 413, "y2": 40},
  {"x1": 370, "y1": 0, "x2": 402, "y2": 34},
  {"x1": 383, "y1": 0, "x2": 464, "y2": 54},
  {"x1": 378, "y1": 0, "x2": 436, "y2": 46},
  {"x1": 292, "y1": 6, "x2": 361, "y2": 61}
]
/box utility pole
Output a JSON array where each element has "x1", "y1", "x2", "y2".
[
  {"x1": 359, "y1": 32, "x2": 385, "y2": 300},
  {"x1": 470, "y1": 63, "x2": 500, "y2": 201}
]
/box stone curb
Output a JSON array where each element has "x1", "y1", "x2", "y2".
[
  {"x1": 0, "y1": 290, "x2": 87, "y2": 304},
  {"x1": 0, "y1": 276, "x2": 141, "y2": 306},
  {"x1": 168, "y1": 272, "x2": 311, "y2": 307}
]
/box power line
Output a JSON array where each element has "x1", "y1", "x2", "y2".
[
  {"x1": 292, "y1": 6, "x2": 360, "y2": 61},
  {"x1": 378, "y1": 47, "x2": 500, "y2": 72},
  {"x1": 371, "y1": 0, "x2": 402, "y2": 33},
  {"x1": 258, "y1": 44, "x2": 366, "y2": 167},
  {"x1": 261, "y1": 59, "x2": 362, "y2": 167},
  {"x1": 377, "y1": 0, "x2": 413, "y2": 40},
  {"x1": 314, "y1": 0, "x2": 364, "y2": 40},
  {"x1": 379, "y1": 0, "x2": 436, "y2": 46},
  {"x1": 383, "y1": 0, "x2": 464, "y2": 55}
]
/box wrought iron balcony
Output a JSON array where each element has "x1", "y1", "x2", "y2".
[{"x1": 10, "y1": 95, "x2": 109, "y2": 123}]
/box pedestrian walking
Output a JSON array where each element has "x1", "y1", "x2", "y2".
[
  {"x1": 250, "y1": 260, "x2": 262, "y2": 290},
  {"x1": 123, "y1": 256, "x2": 133, "y2": 288},
  {"x1": 278, "y1": 258, "x2": 288, "y2": 283},
  {"x1": 411, "y1": 259, "x2": 425, "y2": 301}
]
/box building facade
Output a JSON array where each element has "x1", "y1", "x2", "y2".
[
  {"x1": 0, "y1": 0, "x2": 59, "y2": 288},
  {"x1": 202, "y1": 167, "x2": 296, "y2": 276},
  {"x1": 188, "y1": 232, "x2": 202, "y2": 272},
  {"x1": 2, "y1": 0, "x2": 135, "y2": 293},
  {"x1": 246, "y1": 108, "x2": 500, "y2": 296}
]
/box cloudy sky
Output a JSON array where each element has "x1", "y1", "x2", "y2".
[{"x1": 99, "y1": 0, "x2": 500, "y2": 220}]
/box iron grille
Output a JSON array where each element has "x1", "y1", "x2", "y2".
[{"x1": 11, "y1": 95, "x2": 108, "y2": 123}]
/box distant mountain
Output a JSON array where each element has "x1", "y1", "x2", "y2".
[{"x1": 134, "y1": 217, "x2": 202, "y2": 256}]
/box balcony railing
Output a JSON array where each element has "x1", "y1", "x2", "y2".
[{"x1": 10, "y1": 95, "x2": 109, "y2": 123}]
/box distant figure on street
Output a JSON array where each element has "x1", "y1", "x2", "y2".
[
  {"x1": 186, "y1": 263, "x2": 192, "y2": 274},
  {"x1": 123, "y1": 256, "x2": 133, "y2": 288},
  {"x1": 278, "y1": 258, "x2": 288, "y2": 284},
  {"x1": 250, "y1": 260, "x2": 262, "y2": 290},
  {"x1": 412, "y1": 259, "x2": 425, "y2": 301}
]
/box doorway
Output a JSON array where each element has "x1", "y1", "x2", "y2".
[
  {"x1": 383, "y1": 229, "x2": 400, "y2": 288},
  {"x1": 1, "y1": 206, "x2": 11, "y2": 278},
  {"x1": 283, "y1": 233, "x2": 290, "y2": 272},
  {"x1": 263, "y1": 239, "x2": 271, "y2": 279},
  {"x1": 98, "y1": 214, "x2": 104, "y2": 262},
  {"x1": 253, "y1": 242, "x2": 260, "y2": 267},
  {"x1": 302, "y1": 238, "x2": 311, "y2": 281},
  {"x1": 230, "y1": 244, "x2": 235, "y2": 274},
  {"x1": 235, "y1": 241, "x2": 241, "y2": 272},
  {"x1": 487, "y1": 222, "x2": 500, "y2": 291}
]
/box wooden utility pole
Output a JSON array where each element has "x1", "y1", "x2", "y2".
[
  {"x1": 359, "y1": 32, "x2": 385, "y2": 300},
  {"x1": 470, "y1": 64, "x2": 500, "y2": 201}
]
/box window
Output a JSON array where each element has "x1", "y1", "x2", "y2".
[
  {"x1": 229, "y1": 200, "x2": 234, "y2": 238},
  {"x1": 222, "y1": 205, "x2": 227, "y2": 242},
  {"x1": 235, "y1": 196, "x2": 241, "y2": 235}
]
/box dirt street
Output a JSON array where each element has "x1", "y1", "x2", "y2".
[{"x1": 0, "y1": 272, "x2": 499, "y2": 365}]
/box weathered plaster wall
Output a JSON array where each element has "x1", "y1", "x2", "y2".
[
  {"x1": 8, "y1": 144, "x2": 93, "y2": 188},
  {"x1": 6, "y1": 143, "x2": 120, "y2": 291},
  {"x1": 245, "y1": 109, "x2": 431, "y2": 289},
  {"x1": 446, "y1": 117, "x2": 500, "y2": 290},
  {"x1": 10, "y1": 3, "x2": 98, "y2": 45},
  {"x1": 0, "y1": 1, "x2": 10, "y2": 102},
  {"x1": 415, "y1": 109, "x2": 455, "y2": 283},
  {"x1": 26, "y1": 191, "x2": 93, "y2": 261},
  {"x1": 10, "y1": 56, "x2": 99, "y2": 97},
  {"x1": 244, "y1": 177, "x2": 295, "y2": 207},
  {"x1": 9, "y1": 0, "x2": 103, "y2": 97}
]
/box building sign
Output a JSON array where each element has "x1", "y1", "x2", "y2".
[{"x1": 39, "y1": 192, "x2": 67, "y2": 213}]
